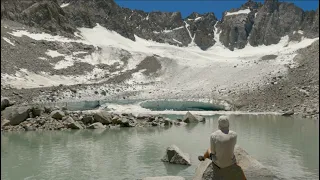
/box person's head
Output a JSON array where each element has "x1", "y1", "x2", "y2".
[{"x1": 218, "y1": 116, "x2": 229, "y2": 133}]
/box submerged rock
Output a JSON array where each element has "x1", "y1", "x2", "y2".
[
  {"x1": 142, "y1": 176, "x2": 185, "y2": 180},
  {"x1": 193, "y1": 146, "x2": 276, "y2": 180},
  {"x1": 161, "y1": 144, "x2": 191, "y2": 165}
]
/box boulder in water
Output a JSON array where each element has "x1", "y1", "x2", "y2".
[
  {"x1": 195, "y1": 115, "x2": 205, "y2": 122},
  {"x1": 161, "y1": 144, "x2": 191, "y2": 165},
  {"x1": 193, "y1": 146, "x2": 276, "y2": 180},
  {"x1": 87, "y1": 122, "x2": 106, "y2": 129},
  {"x1": 164, "y1": 118, "x2": 173, "y2": 126},
  {"x1": 2, "y1": 106, "x2": 31, "y2": 125},
  {"x1": 142, "y1": 176, "x2": 185, "y2": 180},
  {"x1": 183, "y1": 112, "x2": 200, "y2": 123},
  {"x1": 282, "y1": 110, "x2": 294, "y2": 116}
]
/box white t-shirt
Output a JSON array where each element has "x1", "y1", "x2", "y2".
[{"x1": 210, "y1": 130, "x2": 237, "y2": 168}]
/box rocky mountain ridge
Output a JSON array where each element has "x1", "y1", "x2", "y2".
[{"x1": 1, "y1": 0, "x2": 319, "y2": 50}]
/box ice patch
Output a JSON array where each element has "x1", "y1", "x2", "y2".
[
  {"x1": 38, "y1": 57, "x2": 47, "y2": 61},
  {"x1": 8, "y1": 30, "x2": 89, "y2": 44},
  {"x1": 54, "y1": 58, "x2": 74, "y2": 69},
  {"x1": 163, "y1": 26, "x2": 184, "y2": 33},
  {"x1": 194, "y1": 17, "x2": 202, "y2": 22},
  {"x1": 126, "y1": 69, "x2": 147, "y2": 85},
  {"x1": 173, "y1": 38, "x2": 182, "y2": 44},
  {"x1": 2, "y1": 37, "x2": 15, "y2": 46},
  {"x1": 45, "y1": 50, "x2": 64, "y2": 58},
  {"x1": 225, "y1": 9, "x2": 251, "y2": 16},
  {"x1": 184, "y1": 21, "x2": 196, "y2": 46},
  {"x1": 60, "y1": 3, "x2": 70, "y2": 8},
  {"x1": 103, "y1": 102, "x2": 281, "y2": 116},
  {"x1": 73, "y1": 51, "x2": 88, "y2": 55}
]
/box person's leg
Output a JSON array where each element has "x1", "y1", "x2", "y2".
[
  {"x1": 204, "y1": 148, "x2": 211, "y2": 159},
  {"x1": 198, "y1": 148, "x2": 211, "y2": 161}
]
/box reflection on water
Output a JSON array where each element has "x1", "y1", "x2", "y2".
[{"x1": 1, "y1": 115, "x2": 319, "y2": 180}]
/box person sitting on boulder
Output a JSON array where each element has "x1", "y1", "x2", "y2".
[{"x1": 198, "y1": 115, "x2": 246, "y2": 179}]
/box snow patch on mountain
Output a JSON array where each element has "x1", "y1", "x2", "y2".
[
  {"x1": 60, "y1": 3, "x2": 70, "y2": 8},
  {"x1": 225, "y1": 9, "x2": 251, "y2": 16},
  {"x1": 2, "y1": 37, "x2": 15, "y2": 46}
]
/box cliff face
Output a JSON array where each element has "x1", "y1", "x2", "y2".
[{"x1": 1, "y1": 0, "x2": 318, "y2": 50}]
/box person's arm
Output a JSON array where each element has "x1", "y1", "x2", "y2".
[
  {"x1": 233, "y1": 133, "x2": 237, "y2": 146},
  {"x1": 210, "y1": 135, "x2": 216, "y2": 156}
]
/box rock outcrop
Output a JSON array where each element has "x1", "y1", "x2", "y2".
[
  {"x1": 193, "y1": 146, "x2": 276, "y2": 180},
  {"x1": 3, "y1": 0, "x2": 316, "y2": 50},
  {"x1": 161, "y1": 144, "x2": 191, "y2": 165}
]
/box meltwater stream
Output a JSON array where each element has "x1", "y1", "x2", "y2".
[{"x1": 1, "y1": 115, "x2": 319, "y2": 180}]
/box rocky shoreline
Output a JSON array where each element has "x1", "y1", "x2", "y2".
[{"x1": 1, "y1": 100, "x2": 207, "y2": 132}]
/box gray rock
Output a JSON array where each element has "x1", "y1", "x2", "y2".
[
  {"x1": 44, "y1": 106, "x2": 52, "y2": 113},
  {"x1": 193, "y1": 146, "x2": 276, "y2": 180},
  {"x1": 2, "y1": 106, "x2": 31, "y2": 125},
  {"x1": 64, "y1": 117, "x2": 83, "y2": 129},
  {"x1": 161, "y1": 144, "x2": 191, "y2": 165},
  {"x1": 119, "y1": 117, "x2": 130, "y2": 127},
  {"x1": 81, "y1": 115, "x2": 94, "y2": 124},
  {"x1": 1, "y1": 119, "x2": 11, "y2": 127},
  {"x1": 194, "y1": 115, "x2": 205, "y2": 122},
  {"x1": 282, "y1": 109, "x2": 294, "y2": 116},
  {"x1": 1, "y1": 97, "x2": 11, "y2": 111},
  {"x1": 50, "y1": 110, "x2": 65, "y2": 120},
  {"x1": 24, "y1": 126, "x2": 36, "y2": 131},
  {"x1": 32, "y1": 105, "x2": 44, "y2": 117},
  {"x1": 182, "y1": 112, "x2": 200, "y2": 123},
  {"x1": 174, "y1": 121, "x2": 187, "y2": 126},
  {"x1": 87, "y1": 122, "x2": 106, "y2": 129},
  {"x1": 164, "y1": 118, "x2": 173, "y2": 126},
  {"x1": 93, "y1": 111, "x2": 112, "y2": 125},
  {"x1": 142, "y1": 176, "x2": 185, "y2": 180}
]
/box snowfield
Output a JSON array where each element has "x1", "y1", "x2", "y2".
[
  {"x1": 225, "y1": 9, "x2": 251, "y2": 16},
  {"x1": 2, "y1": 23, "x2": 319, "y2": 101}
]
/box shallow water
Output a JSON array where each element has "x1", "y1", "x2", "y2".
[{"x1": 1, "y1": 115, "x2": 319, "y2": 180}]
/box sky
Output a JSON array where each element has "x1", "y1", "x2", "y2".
[{"x1": 115, "y1": 0, "x2": 319, "y2": 19}]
